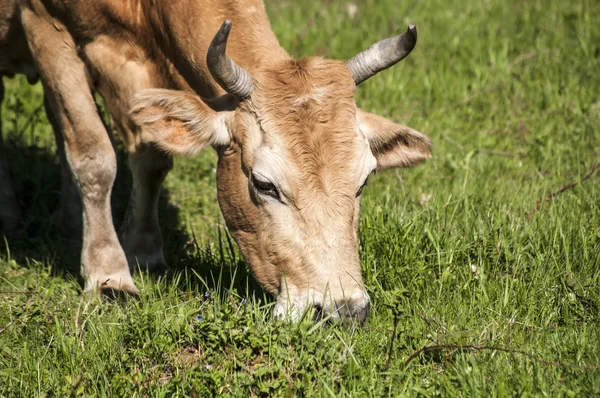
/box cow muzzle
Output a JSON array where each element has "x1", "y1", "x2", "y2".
[{"x1": 272, "y1": 285, "x2": 371, "y2": 324}]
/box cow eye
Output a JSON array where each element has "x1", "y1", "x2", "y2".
[
  {"x1": 251, "y1": 174, "x2": 280, "y2": 200},
  {"x1": 356, "y1": 178, "x2": 368, "y2": 197}
]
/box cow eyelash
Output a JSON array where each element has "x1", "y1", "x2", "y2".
[
  {"x1": 356, "y1": 178, "x2": 369, "y2": 197},
  {"x1": 251, "y1": 174, "x2": 280, "y2": 201}
]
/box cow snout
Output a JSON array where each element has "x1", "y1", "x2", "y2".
[
  {"x1": 312, "y1": 290, "x2": 371, "y2": 324},
  {"x1": 350, "y1": 296, "x2": 371, "y2": 324},
  {"x1": 273, "y1": 287, "x2": 371, "y2": 323},
  {"x1": 332, "y1": 290, "x2": 371, "y2": 324}
]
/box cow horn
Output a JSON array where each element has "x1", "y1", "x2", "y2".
[
  {"x1": 207, "y1": 20, "x2": 254, "y2": 99},
  {"x1": 346, "y1": 24, "x2": 417, "y2": 86}
]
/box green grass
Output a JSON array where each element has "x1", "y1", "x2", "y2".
[{"x1": 2, "y1": 0, "x2": 600, "y2": 396}]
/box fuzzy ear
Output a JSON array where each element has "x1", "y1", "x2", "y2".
[
  {"x1": 357, "y1": 108, "x2": 432, "y2": 170},
  {"x1": 130, "y1": 89, "x2": 231, "y2": 156}
]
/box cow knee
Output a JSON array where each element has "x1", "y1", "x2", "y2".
[{"x1": 68, "y1": 143, "x2": 117, "y2": 202}]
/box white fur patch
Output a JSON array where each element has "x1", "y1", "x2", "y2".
[
  {"x1": 211, "y1": 111, "x2": 232, "y2": 147},
  {"x1": 355, "y1": 124, "x2": 378, "y2": 186},
  {"x1": 291, "y1": 86, "x2": 329, "y2": 107},
  {"x1": 252, "y1": 146, "x2": 297, "y2": 198}
]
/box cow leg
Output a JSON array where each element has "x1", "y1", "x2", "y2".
[
  {"x1": 76, "y1": 36, "x2": 173, "y2": 275},
  {"x1": 45, "y1": 95, "x2": 83, "y2": 238},
  {"x1": 120, "y1": 145, "x2": 172, "y2": 274},
  {"x1": 0, "y1": 77, "x2": 22, "y2": 233},
  {"x1": 20, "y1": 7, "x2": 137, "y2": 294}
]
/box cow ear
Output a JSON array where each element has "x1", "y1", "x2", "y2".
[
  {"x1": 130, "y1": 89, "x2": 231, "y2": 156},
  {"x1": 357, "y1": 108, "x2": 432, "y2": 170}
]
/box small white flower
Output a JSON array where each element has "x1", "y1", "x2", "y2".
[
  {"x1": 420, "y1": 193, "x2": 432, "y2": 205},
  {"x1": 347, "y1": 3, "x2": 358, "y2": 19},
  {"x1": 470, "y1": 264, "x2": 478, "y2": 276}
]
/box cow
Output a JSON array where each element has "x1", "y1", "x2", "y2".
[{"x1": 0, "y1": 0, "x2": 431, "y2": 322}]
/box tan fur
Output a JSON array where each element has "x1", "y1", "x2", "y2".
[{"x1": 1, "y1": 0, "x2": 431, "y2": 320}]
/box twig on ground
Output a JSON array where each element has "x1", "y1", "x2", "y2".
[
  {"x1": 403, "y1": 344, "x2": 600, "y2": 371},
  {"x1": 0, "y1": 321, "x2": 13, "y2": 335},
  {"x1": 527, "y1": 162, "x2": 600, "y2": 220},
  {"x1": 15, "y1": 104, "x2": 44, "y2": 140},
  {"x1": 385, "y1": 312, "x2": 400, "y2": 371},
  {"x1": 418, "y1": 313, "x2": 448, "y2": 333}
]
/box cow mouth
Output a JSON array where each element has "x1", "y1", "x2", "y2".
[
  {"x1": 273, "y1": 292, "x2": 371, "y2": 324},
  {"x1": 312, "y1": 301, "x2": 371, "y2": 325}
]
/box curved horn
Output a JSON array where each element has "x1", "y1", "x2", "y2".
[
  {"x1": 346, "y1": 24, "x2": 417, "y2": 86},
  {"x1": 207, "y1": 20, "x2": 254, "y2": 99}
]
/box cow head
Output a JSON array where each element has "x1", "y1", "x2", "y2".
[{"x1": 130, "y1": 21, "x2": 431, "y2": 322}]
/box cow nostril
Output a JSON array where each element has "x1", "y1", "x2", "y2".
[
  {"x1": 310, "y1": 297, "x2": 371, "y2": 324},
  {"x1": 356, "y1": 300, "x2": 371, "y2": 324},
  {"x1": 312, "y1": 304, "x2": 324, "y2": 321}
]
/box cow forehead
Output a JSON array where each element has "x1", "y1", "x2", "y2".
[
  {"x1": 247, "y1": 58, "x2": 375, "y2": 198},
  {"x1": 254, "y1": 57, "x2": 356, "y2": 114}
]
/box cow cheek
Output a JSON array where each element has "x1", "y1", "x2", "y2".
[
  {"x1": 216, "y1": 149, "x2": 279, "y2": 294},
  {"x1": 260, "y1": 212, "x2": 309, "y2": 290}
]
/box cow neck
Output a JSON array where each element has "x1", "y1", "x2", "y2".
[{"x1": 149, "y1": 0, "x2": 290, "y2": 97}]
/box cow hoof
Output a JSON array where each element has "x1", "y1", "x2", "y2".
[{"x1": 84, "y1": 272, "x2": 139, "y2": 296}]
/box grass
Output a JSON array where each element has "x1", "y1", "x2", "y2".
[{"x1": 1, "y1": 0, "x2": 600, "y2": 396}]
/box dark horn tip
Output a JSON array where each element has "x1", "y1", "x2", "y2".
[
  {"x1": 209, "y1": 20, "x2": 233, "y2": 58},
  {"x1": 212, "y1": 20, "x2": 232, "y2": 45},
  {"x1": 407, "y1": 24, "x2": 417, "y2": 40},
  {"x1": 404, "y1": 24, "x2": 418, "y2": 49},
  {"x1": 218, "y1": 20, "x2": 232, "y2": 37}
]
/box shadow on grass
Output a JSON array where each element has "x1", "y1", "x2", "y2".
[{"x1": 0, "y1": 137, "x2": 264, "y2": 300}]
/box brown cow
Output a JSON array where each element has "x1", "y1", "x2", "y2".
[{"x1": 1, "y1": 0, "x2": 431, "y2": 322}]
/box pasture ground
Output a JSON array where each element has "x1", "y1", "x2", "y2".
[{"x1": 1, "y1": 0, "x2": 599, "y2": 396}]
